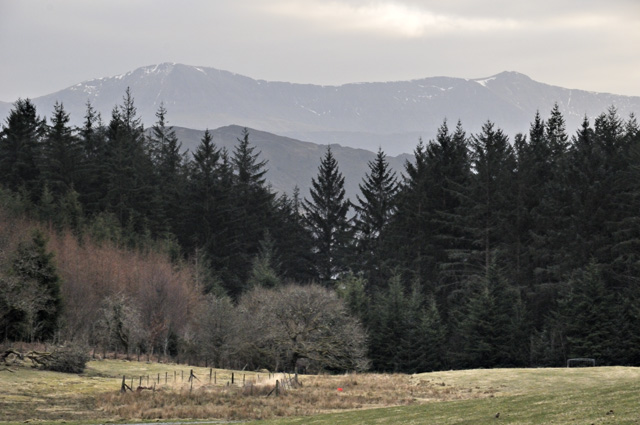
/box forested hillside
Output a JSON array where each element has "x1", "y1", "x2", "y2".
[{"x1": 1, "y1": 89, "x2": 640, "y2": 372}]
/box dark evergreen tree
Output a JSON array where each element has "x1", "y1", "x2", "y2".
[
  {"x1": 271, "y1": 187, "x2": 317, "y2": 282},
  {"x1": 9, "y1": 230, "x2": 62, "y2": 341},
  {"x1": 77, "y1": 101, "x2": 108, "y2": 216},
  {"x1": 560, "y1": 261, "x2": 619, "y2": 365},
  {"x1": 103, "y1": 88, "x2": 154, "y2": 238},
  {"x1": 247, "y1": 230, "x2": 281, "y2": 289},
  {"x1": 383, "y1": 139, "x2": 430, "y2": 284},
  {"x1": 416, "y1": 294, "x2": 447, "y2": 371},
  {"x1": 41, "y1": 102, "x2": 82, "y2": 198},
  {"x1": 0, "y1": 99, "x2": 46, "y2": 202},
  {"x1": 610, "y1": 115, "x2": 640, "y2": 286},
  {"x1": 546, "y1": 103, "x2": 570, "y2": 157},
  {"x1": 222, "y1": 129, "x2": 276, "y2": 295},
  {"x1": 384, "y1": 121, "x2": 471, "y2": 301},
  {"x1": 453, "y1": 262, "x2": 524, "y2": 368},
  {"x1": 336, "y1": 272, "x2": 368, "y2": 319},
  {"x1": 147, "y1": 104, "x2": 186, "y2": 237},
  {"x1": 397, "y1": 280, "x2": 427, "y2": 373},
  {"x1": 367, "y1": 273, "x2": 407, "y2": 371},
  {"x1": 185, "y1": 129, "x2": 221, "y2": 249},
  {"x1": 563, "y1": 111, "x2": 624, "y2": 276},
  {"x1": 464, "y1": 121, "x2": 517, "y2": 274},
  {"x1": 427, "y1": 121, "x2": 473, "y2": 286},
  {"x1": 304, "y1": 146, "x2": 352, "y2": 283},
  {"x1": 514, "y1": 107, "x2": 570, "y2": 329},
  {"x1": 353, "y1": 147, "x2": 398, "y2": 288}
]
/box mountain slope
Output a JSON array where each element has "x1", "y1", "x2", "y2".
[
  {"x1": 173, "y1": 125, "x2": 410, "y2": 201},
  {"x1": 4, "y1": 63, "x2": 640, "y2": 155}
]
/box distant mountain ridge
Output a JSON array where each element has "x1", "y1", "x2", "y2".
[{"x1": 1, "y1": 63, "x2": 639, "y2": 155}]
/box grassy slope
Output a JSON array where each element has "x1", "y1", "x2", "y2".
[
  {"x1": 0, "y1": 359, "x2": 248, "y2": 424},
  {"x1": 257, "y1": 367, "x2": 640, "y2": 425},
  {"x1": 2, "y1": 360, "x2": 640, "y2": 425}
]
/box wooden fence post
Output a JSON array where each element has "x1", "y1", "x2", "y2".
[
  {"x1": 231, "y1": 372, "x2": 234, "y2": 384},
  {"x1": 120, "y1": 375, "x2": 132, "y2": 393},
  {"x1": 275, "y1": 380, "x2": 280, "y2": 396}
]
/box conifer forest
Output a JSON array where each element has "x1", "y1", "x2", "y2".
[{"x1": 2, "y1": 89, "x2": 640, "y2": 372}]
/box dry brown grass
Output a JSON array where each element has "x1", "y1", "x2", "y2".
[
  {"x1": 0, "y1": 358, "x2": 492, "y2": 423},
  {"x1": 96, "y1": 370, "x2": 489, "y2": 421}
]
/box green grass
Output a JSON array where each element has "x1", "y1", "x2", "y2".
[
  {"x1": 0, "y1": 358, "x2": 259, "y2": 425},
  {"x1": 253, "y1": 367, "x2": 640, "y2": 425},
  {"x1": 2, "y1": 360, "x2": 640, "y2": 425}
]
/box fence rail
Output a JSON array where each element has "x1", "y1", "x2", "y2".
[{"x1": 117, "y1": 367, "x2": 292, "y2": 394}]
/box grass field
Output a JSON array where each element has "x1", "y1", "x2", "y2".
[
  {"x1": 1, "y1": 357, "x2": 640, "y2": 425},
  {"x1": 254, "y1": 367, "x2": 640, "y2": 425}
]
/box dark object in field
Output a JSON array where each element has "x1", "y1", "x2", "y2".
[{"x1": 1, "y1": 345, "x2": 89, "y2": 373}]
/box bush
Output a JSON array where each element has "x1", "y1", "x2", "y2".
[{"x1": 40, "y1": 344, "x2": 90, "y2": 373}]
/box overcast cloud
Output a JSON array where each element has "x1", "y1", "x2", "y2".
[{"x1": 1, "y1": 0, "x2": 639, "y2": 101}]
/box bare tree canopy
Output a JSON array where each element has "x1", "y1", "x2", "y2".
[{"x1": 237, "y1": 283, "x2": 369, "y2": 372}]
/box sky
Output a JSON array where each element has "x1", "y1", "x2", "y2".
[{"x1": 1, "y1": 0, "x2": 639, "y2": 102}]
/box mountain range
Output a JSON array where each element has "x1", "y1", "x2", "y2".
[{"x1": 2, "y1": 63, "x2": 639, "y2": 156}]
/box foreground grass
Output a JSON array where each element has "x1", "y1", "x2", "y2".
[
  {"x1": 256, "y1": 367, "x2": 640, "y2": 425},
  {"x1": 0, "y1": 358, "x2": 260, "y2": 424},
  {"x1": 2, "y1": 359, "x2": 640, "y2": 425}
]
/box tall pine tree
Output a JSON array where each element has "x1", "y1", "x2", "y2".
[
  {"x1": 304, "y1": 146, "x2": 352, "y2": 283},
  {"x1": 353, "y1": 147, "x2": 398, "y2": 288}
]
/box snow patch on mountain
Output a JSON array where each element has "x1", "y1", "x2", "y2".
[{"x1": 475, "y1": 77, "x2": 497, "y2": 87}]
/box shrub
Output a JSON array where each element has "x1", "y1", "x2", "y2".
[{"x1": 40, "y1": 344, "x2": 90, "y2": 373}]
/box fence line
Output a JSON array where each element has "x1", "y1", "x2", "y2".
[{"x1": 117, "y1": 367, "x2": 267, "y2": 393}]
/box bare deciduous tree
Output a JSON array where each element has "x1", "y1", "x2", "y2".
[
  {"x1": 238, "y1": 283, "x2": 370, "y2": 372},
  {"x1": 95, "y1": 294, "x2": 145, "y2": 357}
]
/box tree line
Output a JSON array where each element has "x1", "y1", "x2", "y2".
[{"x1": 1, "y1": 89, "x2": 640, "y2": 372}]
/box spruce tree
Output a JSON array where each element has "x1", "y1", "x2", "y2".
[
  {"x1": 303, "y1": 146, "x2": 352, "y2": 283},
  {"x1": 465, "y1": 121, "x2": 517, "y2": 274},
  {"x1": 224, "y1": 129, "x2": 275, "y2": 295},
  {"x1": 247, "y1": 231, "x2": 281, "y2": 288},
  {"x1": 353, "y1": 147, "x2": 398, "y2": 288},
  {"x1": 0, "y1": 99, "x2": 46, "y2": 201},
  {"x1": 383, "y1": 139, "x2": 430, "y2": 285},
  {"x1": 10, "y1": 230, "x2": 62, "y2": 341},
  {"x1": 77, "y1": 101, "x2": 108, "y2": 216},
  {"x1": 147, "y1": 104, "x2": 186, "y2": 237},
  {"x1": 41, "y1": 102, "x2": 81, "y2": 198},
  {"x1": 184, "y1": 129, "x2": 221, "y2": 250},
  {"x1": 560, "y1": 261, "x2": 618, "y2": 364},
  {"x1": 454, "y1": 262, "x2": 523, "y2": 368},
  {"x1": 103, "y1": 88, "x2": 154, "y2": 237},
  {"x1": 271, "y1": 188, "x2": 317, "y2": 282},
  {"x1": 610, "y1": 116, "x2": 640, "y2": 287},
  {"x1": 424, "y1": 121, "x2": 472, "y2": 294},
  {"x1": 367, "y1": 273, "x2": 407, "y2": 371}
]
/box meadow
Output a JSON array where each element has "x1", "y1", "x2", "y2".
[{"x1": 1, "y1": 357, "x2": 640, "y2": 425}]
